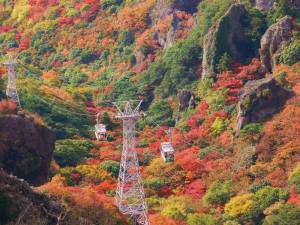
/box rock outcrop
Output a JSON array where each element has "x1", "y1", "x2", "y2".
[
  {"x1": 202, "y1": 4, "x2": 252, "y2": 78},
  {"x1": 151, "y1": 0, "x2": 201, "y2": 49},
  {"x1": 255, "y1": 0, "x2": 300, "y2": 12},
  {"x1": 259, "y1": 16, "x2": 293, "y2": 73},
  {"x1": 0, "y1": 114, "x2": 55, "y2": 186},
  {"x1": 0, "y1": 169, "x2": 63, "y2": 225},
  {"x1": 236, "y1": 76, "x2": 293, "y2": 131},
  {"x1": 293, "y1": 0, "x2": 300, "y2": 9},
  {"x1": 255, "y1": 0, "x2": 275, "y2": 11},
  {"x1": 178, "y1": 90, "x2": 196, "y2": 111}
]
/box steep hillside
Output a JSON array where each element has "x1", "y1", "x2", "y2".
[{"x1": 0, "y1": 0, "x2": 300, "y2": 225}]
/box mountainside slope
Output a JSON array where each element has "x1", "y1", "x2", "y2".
[{"x1": 0, "y1": 0, "x2": 300, "y2": 224}]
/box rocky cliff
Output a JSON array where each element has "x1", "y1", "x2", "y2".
[
  {"x1": 255, "y1": 0, "x2": 275, "y2": 11},
  {"x1": 0, "y1": 113, "x2": 55, "y2": 186},
  {"x1": 202, "y1": 4, "x2": 251, "y2": 78},
  {"x1": 236, "y1": 76, "x2": 293, "y2": 131},
  {"x1": 0, "y1": 169, "x2": 64, "y2": 225},
  {"x1": 151, "y1": 0, "x2": 201, "y2": 49},
  {"x1": 260, "y1": 16, "x2": 293, "y2": 72}
]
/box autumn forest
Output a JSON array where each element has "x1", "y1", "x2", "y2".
[{"x1": 0, "y1": 0, "x2": 300, "y2": 225}]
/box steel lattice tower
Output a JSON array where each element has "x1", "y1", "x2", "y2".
[
  {"x1": 113, "y1": 100, "x2": 150, "y2": 225},
  {"x1": 3, "y1": 60, "x2": 21, "y2": 107}
]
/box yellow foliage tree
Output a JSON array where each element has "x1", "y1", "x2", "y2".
[
  {"x1": 224, "y1": 194, "x2": 255, "y2": 218},
  {"x1": 11, "y1": 0, "x2": 30, "y2": 23}
]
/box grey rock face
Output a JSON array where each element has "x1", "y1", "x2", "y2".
[
  {"x1": 178, "y1": 90, "x2": 196, "y2": 111},
  {"x1": 202, "y1": 4, "x2": 249, "y2": 78},
  {"x1": 259, "y1": 16, "x2": 293, "y2": 73},
  {"x1": 255, "y1": 0, "x2": 275, "y2": 11},
  {"x1": 255, "y1": 0, "x2": 300, "y2": 12},
  {"x1": 236, "y1": 76, "x2": 293, "y2": 131},
  {"x1": 0, "y1": 114, "x2": 55, "y2": 186},
  {"x1": 293, "y1": 0, "x2": 300, "y2": 9},
  {"x1": 0, "y1": 169, "x2": 63, "y2": 225},
  {"x1": 151, "y1": 0, "x2": 202, "y2": 49}
]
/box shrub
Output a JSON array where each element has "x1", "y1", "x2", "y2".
[
  {"x1": 109, "y1": 72, "x2": 138, "y2": 101},
  {"x1": 187, "y1": 213, "x2": 217, "y2": 225},
  {"x1": 205, "y1": 89, "x2": 227, "y2": 112},
  {"x1": 19, "y1": 80, "x2": 91, "y2": 139},
  {"x1": 248, "y1": 180, "x2": 271, "y2": 193},
  {"x1": 10, "y1": 0, "x2": 30, "y2": 22},
  {"x1": 54, "y1": 139, "x2": 95, "y2": 167},
  {"x1": 289, "y1": 163, "x2": 300, "y2": 193},
  {"x1": 99, "y1": 160, "x2": 120, "y2": 177},
  {"x1": 160, "y1": 195, "x2": 194, "y2": 220},
  {"x1": 145, "y1": 100, "x2": 174, "y2": 126},
  {"x1": 229, "y1": 186, "x2": 290, "y2": 224},
  {"x1": 254, "y1": 186, "x2": 289, "y2": 212},
  {"x1": 224, "y1": 221, "x2": 240, "y2": 225},
  {"x1": 0, "y1": 100, "x2": 17, "y2": 114},
  {"x1": 240, "y1": 123, "x2": 263, "y2": 136},
  {"x1": 263, "y1": 204, "x2": 300, "y2": 225},
  {"x1": 279, "y1": 40, "x2": 300, "y2": 66},
  {"x1": 196, "y1": 78, "x2": 214, "y2": 99},
  {"x1": 138, "y1": 31, "x2": 202, "y2": 102},
  {"x1": 79, "y1": 49, "x2": 97, "y2": 64},
  {"x1": 64, "y1": 68, "x2": 88, "y2": 86},
  {"x1": 198, "y1": 146, "x2": 224, "y2": 160},
  {"x1": 101, "y1": 0, "x2": 123, "y2": 10},
  {"x1": 266, "y1": 0, "x2": 294, "y2": 26},
  {"x1": 211, "y1": 117, "x2": 228, "y2": 136},
  {"x1": 203, "y1": 181, "x2": 233, "y2": 206},
  {"x1": 31, "y1": 31, "x2": 53, "y2": 55},
  {"x1": 144, "y1": 178, "x2": 165, "y2": 190},
  {"x1": 217, "y1": 53, "x2": 232, "y2": 72},
  {"x1": 224, "y1": 194, "x2": 255, "y2": 219},
  {"x1": 69, "y1": 48, "x2": 82, "y2": 60},
  {"x1": 197, "y1": 0, "x2": 233, "y2": 41}
]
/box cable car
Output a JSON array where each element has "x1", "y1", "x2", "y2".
[
  {"x1": 95, "y1": 113, "x2": 107, "y2": 141},
  {"x1": 160, "y1": 142, "x2": 174, "y2": 162}
]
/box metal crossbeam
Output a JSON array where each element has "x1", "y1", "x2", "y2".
[
  {"x1": 113, "y1": 100, "x2": 150, "y2": 225},
  {"x1": 3, "y1": 60, "x2": 21, "y2": 108}
]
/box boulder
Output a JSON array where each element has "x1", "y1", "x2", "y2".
[
  {"x1": 0, "y1": 114, "x2": 55, "y2": 186},
  {"x1": 178, "y1": 90, "x2": 196, "y2": 111},
  {"x1": 0, "y1": 169, "x2": 63, "y2": 225},
  {"x1": 236, "y1": 76, "x2": 293, "y2": 131},
  {"x1": 0, "y1": 168, "x2": 128, "y2": 225},
  {"x1": 202, "y1": 4, "x2": 252, "y2": 78},
  {"x1": 255, "y1": 0, "x2": 275, "y2": 11},
  {"x1": 259, "y1": 16, "x2": 293, "y2": 72}
]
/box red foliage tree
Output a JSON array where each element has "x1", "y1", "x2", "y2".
[
  {"x1": 214, "y1": 58, "x2": 261, "y2": 104},
  {"x1": 175, "y1": 146, "x2": 207, "y2": 176},
  {"x1": 184, "y1": 179, "x2": 206, "y2": 199},
  {"x1": 288, "y1": 188, "x2": 300, "y2": 206},
  {"x1": 149, "y1": 213, "x2": 178, "y2": 225},
  {"x1": 58, "y1": 16, "x2": 74, "y2": 25},
  {"x1": 266, "y1": 168, "x2": 287, "y2": 188},
  {"x1": 19, "y1": 38, "x2": 30, "y2": 50}
]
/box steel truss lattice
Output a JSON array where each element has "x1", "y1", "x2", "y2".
[
  {"x1": 3, "y1": 61, "x2": 21, "y2": 107},
  {"x1": 113, "y1": 100, "x2": 150, "y2": 225}
]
